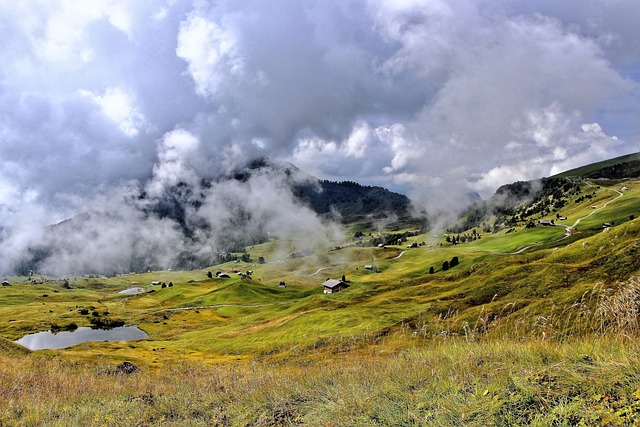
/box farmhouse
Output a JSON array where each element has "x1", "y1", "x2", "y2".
[
  {"x1": 539, "y1": 220, "x2": 554, "y2": 226},
  {"x1": 323, "y1": 279, "x2": 349, "y2": 294}
]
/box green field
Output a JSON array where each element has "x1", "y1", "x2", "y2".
[{"x1": 1, "y1": 179, "x2": 640, "y2": 425}]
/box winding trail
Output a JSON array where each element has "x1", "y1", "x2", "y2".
[
  {"x1": 308, "y1": 267, "x2": 331, "y2": 276},
  {"x1": 391, "y1": 250, "x2": 407, "y2": 260},
  {"x1": 565, "y1": 182, "x2": 624, "y2": 232}
]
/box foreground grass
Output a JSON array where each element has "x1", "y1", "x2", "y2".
[{"x1": 2, "y1": 336, "x2": 640, "y2": 426}]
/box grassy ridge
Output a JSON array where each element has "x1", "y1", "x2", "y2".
[{"x1": 552, "y1": 151, "x2": 640, "y2": 178}]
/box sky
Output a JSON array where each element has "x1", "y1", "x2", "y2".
[{"x1": 0, "y1": 0, "x2": 639, "y2": 274}]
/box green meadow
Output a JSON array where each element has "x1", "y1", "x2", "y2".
[{"x1": 1, "y1": 179, "x2": 640, "y2": 425}]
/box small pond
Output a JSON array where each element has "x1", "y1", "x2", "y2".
[
  {"x1": 119, "y1": 287, "x2": 145, "y2": 295},
  {"x1": 15, "y1": 326, "x2": 147, "y2": 350}
]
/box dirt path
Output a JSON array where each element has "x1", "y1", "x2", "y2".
[
  {"x1": 308, "y1": 267, "x2": 330, "y2": 276},
  {"x1": 565, "y1": 182, "x2": 623, "y2": 232},
  {"x1": 391, "y1": 250, "x2": 407, "y2": 260}
]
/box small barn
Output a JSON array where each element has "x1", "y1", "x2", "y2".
[{"x1": 323, "y1": 279, "x2": 349, "y2": 294}]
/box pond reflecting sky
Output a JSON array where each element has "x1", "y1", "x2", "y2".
[{"x1": 15, "y1": 326, "x2": 147, "y2": 350}]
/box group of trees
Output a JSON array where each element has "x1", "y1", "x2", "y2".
[
  {"x1": 445, "y1": 229, "x2": 481, "y2": 245},
  {"x1": 574, "y1": 192, "x2": 597, "y2": 204},
  {"x1": 293, "y1": 179, "x2": 415, "y2": 225},
  {"x1": 360, "y1": 230, "x2": 421, "y2": 247},
  {"x1": 429, "y1": 256, "x2": 459, "y2": 274},
  {"x1": 215, "y1": 252, "x2": 252, "y2": 264}
]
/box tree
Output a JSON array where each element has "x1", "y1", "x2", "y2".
[
  {"x1": 207, "y1": 271, "x2": 212, "y2": 279},
  {"x1": 258, "y1": 256, "x2": 266, "y2": 264},
  {"x1": 442, "y1": 261, "x2": 449, "y2": 271},
  {"x1": 342, "y1": 275, "x2": 346, "y2": 282},
  {"x1": 429, "y1": 266, "x2": 434, "y2": 274},
  {"x1": 450, "y1": 256, "x2": 459, "y2": 267}
]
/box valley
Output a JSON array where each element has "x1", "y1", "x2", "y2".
[{"x1": 1, "y1": 167, "x2": 640, "y2": 425}]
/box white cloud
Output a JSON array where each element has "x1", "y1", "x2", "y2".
[
  {"x1": 176, "y1": 12, "x2": 244, "y2": 97},
  {"x1": 80, "y1": 87, "x2": 145, "y2": 137},
  {"x1": 146, "y1": 128, "x2": 200, "y2": 196}
]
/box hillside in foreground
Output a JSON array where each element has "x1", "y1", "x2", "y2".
[{"x1": 1, "y1": 154, "x2": 640, "y2": 425}]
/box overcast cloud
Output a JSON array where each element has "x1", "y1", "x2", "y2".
[{"x1": 0, "y1": 0, "x2": 639, "y2": 273}]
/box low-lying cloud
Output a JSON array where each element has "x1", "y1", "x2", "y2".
[{"x1": 1, "y1": 0, "x2": 639, "y2": 274}]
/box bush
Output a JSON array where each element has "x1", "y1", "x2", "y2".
[
  {"x1": 442, "y1": 261, "x2": 449, "y2": 271},
  {"x1": 89, "y1": 317, "x2": 125, "y2": 329}
]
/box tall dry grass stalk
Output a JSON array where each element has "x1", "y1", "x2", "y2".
[
  {"x1": 399, "y1": 276, "x2": 640, "y2": 344},
  {"x1": 594, "y1": 276, "x2": 640, "y2": 336}
]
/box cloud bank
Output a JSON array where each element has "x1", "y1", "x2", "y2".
[{"x1": 0, "y1": 0, "x2": 638, "y2": 274}]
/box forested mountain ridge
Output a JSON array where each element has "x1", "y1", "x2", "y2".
[{"x1": 451, "y1": 152, "x2": 640, "y2": 234}]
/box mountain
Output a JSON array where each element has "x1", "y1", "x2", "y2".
[
  {"x1": 228, "y1": 157, "x2": 419, "y2": 225},
  {"x1": 11, "y1": 158, "x2": 422, "y2": 275}
]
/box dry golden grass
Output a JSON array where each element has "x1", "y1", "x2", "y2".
[{"x1": 3, "y1": 334, "x2": 640, "y2": 426}]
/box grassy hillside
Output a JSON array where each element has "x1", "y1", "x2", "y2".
[
  {"x1": 553, "y1": 151, "x2": 640, "y2": 179},
  {"x1": 1, "y1": 180, "x2": 639, "y2": 357},
  {"x1": 1, "y1": 177, "x2": 639, "y2": 425}
]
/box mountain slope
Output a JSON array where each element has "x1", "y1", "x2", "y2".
[
  {"x1": 553, "y1": 151, "x2": 640, "y2": 179},
  {"x1": 232, "y1": 157, "x2": 418, "y2": 224}
]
